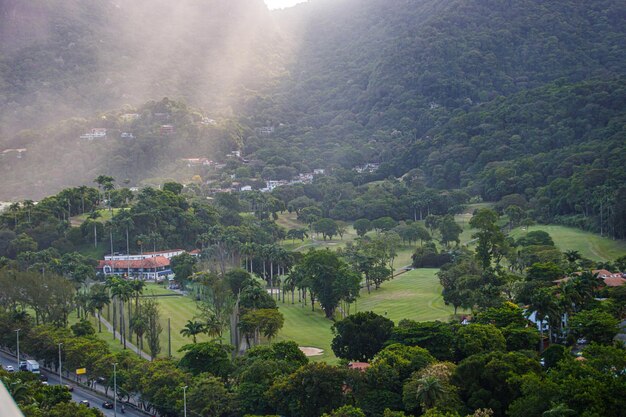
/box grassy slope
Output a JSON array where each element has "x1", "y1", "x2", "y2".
[
  {"x1": 509, "y1": 225, "x2": 626, "y2": 262},
  {"x1": 274, "y1": 268, "x2": 455, "y2": 363}
]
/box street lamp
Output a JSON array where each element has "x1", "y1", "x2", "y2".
[
  {"x1": 183, "y1": 385, "x2": 188, "y2": 417},
  {"x1": 113, "y1": 363, "x2": 118, "y2": 417},
  {"x1": 15, "y1": 329, "x2": 20, "y2": 369},
  {"x1": 58, "y1": 343, "x2": 63, "y2": 385}
]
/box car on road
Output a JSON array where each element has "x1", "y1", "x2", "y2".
[
  {"x1": 39, "y1": 374, "x2": 48, "y2": 382},
  {"x1": 5, "y1": 365, "x2": 14, "y2": 372},
  {"x1": 80, "y1": 400, "x2": 90, "y2": 407},
  {"x1": 102, "y1": 401, "x2": 114, "y2": 409},
  {"x1": 63, "y1": 384, "x2": 74, "y2": 392}
]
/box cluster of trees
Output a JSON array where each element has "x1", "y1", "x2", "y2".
[{"x1": 326, "y1": 297, "x2": 626, "y2": 417}]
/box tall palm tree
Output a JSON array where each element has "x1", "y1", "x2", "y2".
[
  {"x1": 88, "y1": 284, "x2": 110, "y2": 333},
  {"x1": 528, "y1": 287, "x2": 560, "y2": 352},
  {"x1": 180, "y1": 320, "x2": 207, "y2": 343}
]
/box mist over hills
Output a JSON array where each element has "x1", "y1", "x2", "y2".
[
  {"x1": 0, "y1": 0, "x2": 283, "y2": 136},
  {"x1": 1, "y1": 0, "x2": 625, "y2": 206}
]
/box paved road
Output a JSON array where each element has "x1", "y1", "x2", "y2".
[{"x1": 0, "y1": 351, "x2": 148, "y2": 417}]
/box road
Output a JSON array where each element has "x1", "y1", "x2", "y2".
[{"x1": 0, "y1": 351, "x2": 148, "y2": 417}]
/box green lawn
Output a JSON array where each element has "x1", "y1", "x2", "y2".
[
  {"x1": 97, "y1": 283, "x2": 218, "y2": 359},
  {"x1": 356, "y1": 268, "x2": 454, "y2": 323},
  {"x1": 274, "y1": 267, "x2": 455, "y2": 363},
  {"x1": 509, "y1": 225, "x2": 626, "y2": 262},
  {"x1": 70, "y1": 208, "x2": 120, "y2": 226}
]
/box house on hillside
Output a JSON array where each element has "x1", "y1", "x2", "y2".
[
  {"x1": 1, "y1": 148, "x2": 27, "y2": 159},
  {"x1": 160, "y1": 124, "x2": 175, "y2": 135},
  {"x1": 554, "y1": 269, "x2": 626, "y2": 288},
  {"x1": 80, "y1": 128, "x2": 107, "y2": 140}
]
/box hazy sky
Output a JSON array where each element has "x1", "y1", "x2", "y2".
[{"x1": 265, "y1": 0, "x2": 308, "y2": 10}]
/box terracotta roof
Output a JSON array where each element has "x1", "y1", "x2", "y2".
[
  {"x1": 97, "y1": 256, "x2": 170, "y2": 269},
  {"x1": 347, "y1": 362, "x2": 370, "y2": 371},
  {"x1": 603, "y1": 277, "x2": 626, "y2": 287}
]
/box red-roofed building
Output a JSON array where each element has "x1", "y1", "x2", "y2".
[
  {"x1": 97, "y1": 256, "x2": 172, "y2": 280},
  {"x1": 347, "y1": 362, "x2": 370, "y2": 371},
  {"x1": 554, "y1": 269, "x2": 625, "y2": 288},
  {"x1": 603, "y1": 277, "x2": 626, "y2": 287}
]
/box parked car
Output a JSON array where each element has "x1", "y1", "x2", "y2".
[
  {"x1": 5, "y1": 365, "x2": 14, "y2": 372},
  {"x1": 102, "y1": 401, "x2": 114, "y2": 409},
  {"x1": 80, "y1": 400, "x2": 90, "y2": 407}
]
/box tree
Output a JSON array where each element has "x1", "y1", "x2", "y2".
[
  {"x1": 314, "y1": 218, "x2": 339, "y2": 240},
  {"x1": 180, "y1": 320, "x2": 207, "y2": 344},
  {"x1": 568, "y1": 309, "x2": 619, "y2": 344},
  {"x1": 372, "y1": 217, "x2": 397, "y2": 233},
  {"x1": 298, "y1": 250, "x2": 361, "y2": 318},
  {"x1": 286, "y1": 228, "x2": 308, "y2": 243},
  {"x1": 178, "y1": 342, "x2": 233, "y2": 377},
  {"x1": 269, "y1": 362, "x2": 348, "y2": 417},
  {"x1": 438, "y1": 215, "x2": 462, "y2": 247},
  {"x1": 331, "y1": 311, "x2": 395, "y2": 361},
  {"x1": 239, "y1": 308, "x2": 285, "y2": 346},
  {"x1": 353, "y1": 219, "x2": 372, "y2": 237},
  {"x1": 389, "y1": 320, "x2": 455, "y2": 361},
  {"x1": 170, "y1": 253, "x2": 197, "y2": 289},
  {"x1": 193, "y1": 272, "x2": 235, "y2": 341},
  {"x1": 403, "y1": 362, "x2": 461, "y2": 415},
  {"x1": 453, "y1": 351, "x2": 541, "y2": 416},
  {"x1": 322, "y1": 405, "x2": 366, "y2": 417},
  {"x1": 143, "y1": 298, "x2": 162, "y2": 359},
  {"x1": 405, "y1": 376, "x2": 445, "y2": 411},
  {"x1": 186, "y1": 374, "x2": 233, "y2": 417},
  {"x1": 454, "y1": 324, "x2": 506, "y2": 360},
  {"x1": 469, "y1": 208, "x2": 508, "y2": 270},
  {"x1": 88, "y1": 284, "x2": 110, "y2": 333}
]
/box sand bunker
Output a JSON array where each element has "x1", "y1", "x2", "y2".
[{"x1": 299, "y1": 346, "x2": 324, "y2": 356}]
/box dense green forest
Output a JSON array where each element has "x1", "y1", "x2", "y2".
[{"x1": 2, "y1": 0, "x2": 625, "y2": 238}]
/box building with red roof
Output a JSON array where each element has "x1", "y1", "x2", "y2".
[{"x1": 97, "y1": 256, "x2": 172, "y2": 280}]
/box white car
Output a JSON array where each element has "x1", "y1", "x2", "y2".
[{"x1": 5, "y1": 365, "x2": 14, "y2": 372}]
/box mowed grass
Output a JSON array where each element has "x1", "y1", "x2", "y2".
[
  {"x1": 509, "y1": 225, "x2": 626, "y2": 262},
  {"x1": 357, "y1": 268, "x2": 455, "y2": 323},
  {"x1": 97, "y1": 283, "x2": 220, "y2": 359},
  {"x1": 274, "y1": 268, "x2": 455, "y2": 363}
]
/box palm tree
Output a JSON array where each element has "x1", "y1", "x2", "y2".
[
  {"x1": 528, "y1": 287, "x2": 560, "y2": 352},
  {"x1": 22, "y1": 200, "x2": 34, "y2": 223},
  {"x1": 180, "y1": 320, "x2": 207, "y2": 343},
  {"x1": 415, "y1": 376, "x2": 445, "y2": 411},
  {"x1": 543, "y1": 403, "x2": 576, "y2": 417},
  {"x1": 88, "y1": 210, "x2": 102, "y2": 248},
  {"x1": 88, "y1": 284, "x2": 110, "y2": 333}
]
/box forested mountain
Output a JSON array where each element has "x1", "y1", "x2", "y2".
[
  {"x1": 0, "y1": 0, "x2": 283, "y2": 136},
  {"x1": 245, "y1": 0, "x2": 626, "y2": 158},
  {"x1": 1, "y1": 0, "x2": 625, "y2": 237}
]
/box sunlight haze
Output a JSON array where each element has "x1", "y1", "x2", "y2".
[{"x1": 265, "y1": 0, "x2": 308, "y2": 10}]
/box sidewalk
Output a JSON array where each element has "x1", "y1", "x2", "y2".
[{"x1": 97, "y1": 315, "x2": 152, "y2": 361}]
